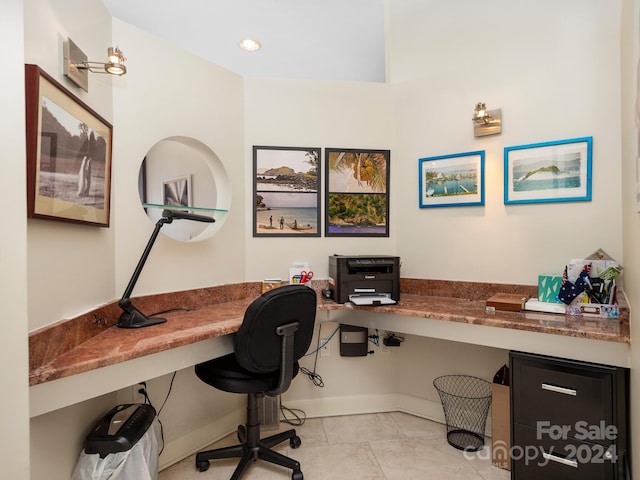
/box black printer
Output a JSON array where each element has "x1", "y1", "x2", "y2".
[{"x1": 328, "y1": 255, "x2": 400, "y2": 305}]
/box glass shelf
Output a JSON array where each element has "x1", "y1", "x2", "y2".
[{"x1": 142, "y1": 203, "x2": 228, "y2": 214}]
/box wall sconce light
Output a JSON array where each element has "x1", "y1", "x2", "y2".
[
  {"x1": 63, "y1": 38, "x2": 127, "y2": 92},
  {"x1": 472, "y1": 101, "x2": 502, "y2": 137}
]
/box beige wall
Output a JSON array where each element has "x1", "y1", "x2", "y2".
[
  {"x1": 390, "y1": 0, "x2": 623, "y2": 284},
  {"x1": 0, "y1": 1, "x2": 30, "y2": 478},
  {"x1": 24, "y1": 0, "x2": 117, "y2": 332},
  {"x1": 620, "y1": 0, "x2": 640, "y2": 472},
  {"x1": 244, "y1": 77, "x2": 395, "y2": 280},
  {"x1": 111, "y1": 18, "x2": 246, "y2": 297}
]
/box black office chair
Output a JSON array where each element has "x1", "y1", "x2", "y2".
[{"x1": 194, "y1": 284, "x2": 317, "y2": 480}]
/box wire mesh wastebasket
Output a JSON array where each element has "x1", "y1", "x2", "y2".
[{"x1": 433, "y1": 375, "x2": 492, "y2": 451}]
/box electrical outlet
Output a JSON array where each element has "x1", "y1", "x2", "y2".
[
  {"x1": 320, "y1": 338, "x2": 330, "y2": 357},
  {"x1": 134, "y1": 382, "x2": 147, "y2": 403}
]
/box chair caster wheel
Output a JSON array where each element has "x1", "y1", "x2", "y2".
[
  {"x1": 237, "y1": 425, "x2": 246, "y2": 443},
  {"x1": 292, "y1": 470, "x2": 303, "y2": 480},
  {"x1": 197, "y1": 460, "x2": 210, "y2": 472},
  {"x1": 290, "y1": 435, "x2": 302, "y2": 449}
]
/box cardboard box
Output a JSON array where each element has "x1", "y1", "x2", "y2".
[
  {"x1": 261, "y1": 279, "x2": 282, "y2": 294},
  {"x1": 486, "y1": 293, "x2": 528, "y2": 312},
  {"x1": 537, "y1": 274, "x2": 563, "y2": 303},
  {"x1": 491, "y1": 383, "x2": 511, "y2": 471}
]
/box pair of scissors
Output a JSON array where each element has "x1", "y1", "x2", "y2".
[{"x1": 300, "y1": 271, "x2": 314, "y2": 283}]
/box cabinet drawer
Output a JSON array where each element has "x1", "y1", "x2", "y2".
[
  {"x1": 512, "y1": 424, "x2": 616, "y2": 480},
  {"x1": 511, "y1": 353, "x2": 613, "y2": 434}
]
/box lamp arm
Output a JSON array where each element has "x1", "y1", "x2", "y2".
[
  {"x1": 119, "y1": 217, "x2": 171, "y2": 303},
  {"x1": 117, "y1": 217, "x2": 172, "y2": 328},
  {"x1": 117, "y1": 210, "x2": 212, "y2": 328}
]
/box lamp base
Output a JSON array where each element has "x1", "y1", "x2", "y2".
[{"x1": 117, "y1": 308, "x2": 167, "y2": 329}]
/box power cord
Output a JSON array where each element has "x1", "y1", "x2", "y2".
[
  {"x1": 149, "y1": 308, "x2": 193, "y2": 317},
  {"x1": 303, "y1": 324, "x2": 340, "y2": 356},
  {"x1": 300, "y1": 330, "x2": 325, "y2": 387},
  {"x1": 280, "y1": 404, "x2": 306, "y2": 426},
  {"x1": 300, "y1": 324, "x2": 340, "y2": 387},
  {"x1": 368, "y1": 329, "x2": 380, "y2": 347},
  {"x1": 137, "y1": 371, "x2": 177, "y2": 456}
]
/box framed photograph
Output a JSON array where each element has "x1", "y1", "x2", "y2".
[
  {"x1": 504, "y1": 137, "x2": 592, "y2": 205},
  {"x1": 325, "y1": 148, "x2": 390, "y2": 237},
  {"x1": 25, "y1": 64, "x2": 113, "y2": 226},
  {"x1": 253, "y1": 146, "x2": 321, "y2": 237},
  {"x1": 162, "y1": 175, "x2": 192, "y2": 208},
  {"x1": 419, "y1": 150, "x2": 485, "y2": 208}
]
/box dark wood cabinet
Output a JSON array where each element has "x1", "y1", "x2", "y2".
[{"x1": 510, "y1": 351, "x2": 630, "y2": 480}]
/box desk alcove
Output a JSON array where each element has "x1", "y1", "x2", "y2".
[{"x1": 28, "y1": 280, "x2": 630, "y2": 472}]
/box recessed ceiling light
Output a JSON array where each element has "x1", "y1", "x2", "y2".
[{"x1": 239, "y1": 38, "x2": 261, "y2": 52}]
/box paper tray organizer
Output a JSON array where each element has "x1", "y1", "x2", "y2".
[{"x1": 348, "y1": 293, "x2": 396, "y2": 306}]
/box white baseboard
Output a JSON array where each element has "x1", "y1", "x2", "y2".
[{"x1": 279, "y1": 393, "x2": 445, "y2": 423}]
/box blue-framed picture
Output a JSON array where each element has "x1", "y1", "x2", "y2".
[
  {"x1": 504, "y1": 137, "x2": 592, "y2": 205},
  {"x1": 418, "y1": 150, "x2": 485, "y2": 208}
]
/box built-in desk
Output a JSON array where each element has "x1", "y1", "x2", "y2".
[{"x1": 28, "y1": 279, "x2": 630, "y2": 417}]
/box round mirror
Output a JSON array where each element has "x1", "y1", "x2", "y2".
[{"x1": 138, "y1": 136, "x2": 231, "y2": 241}]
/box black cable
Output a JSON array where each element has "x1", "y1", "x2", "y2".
[
  {"x1": 300, "y1": 324, "x2": 337, "y2": 387},
  {"x1": 303, "y1": 325, "x2": 340, "y2": 356},
  {"x1": 157, "y1": 372, "x2": 177, "y2": 416},
  {"x1": 299, "y1": 365, "x2": 324, "y2": 387},
  {"x1": 368, "y1": 328, "x2": 380, "y2": 347},
  {"x1": 140, "y1": 371, "x2": 177, "y2": 456},
  {"x1": 149, "y1": 307, "x2": 193, "y2": 317},
  {"x1": 300, "y1": 330, "x2": 324, "y2": 387},
  {"x1": 280, "y1": 404, "x2": 306, "y2": 426},
  {"x1": 156, "y1": 371, "x2": 177, "y2": 456}
]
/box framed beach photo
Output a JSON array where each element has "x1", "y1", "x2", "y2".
[
  {"x1": 253, "y1": 146, "x2": 321, "y2": 237},
  {"x1": 25, "y1": 64, "x2": 112, "y2": 226},
  {"x1": 504, "y1": 137, "x2": 592, "y2": 205},
  {"x1": 325, "y1": 148, "x2": 390, "y2": 237},
  {"x1": 419, "y1": 150, "x2": 484, "y2": 208}
]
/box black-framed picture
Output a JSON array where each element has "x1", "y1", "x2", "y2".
[
  {"x1": 504, "y1": 137, "x2": 592, "y2": 205},
  {"x1": 419, "y1": 150, "x2": 485, "y2": 208},
  {"x1": 25, "y1": 64, "x2": 113, "y2": 227},
  {"x1": 253, "y1": 146, "x2": 321, "y2": 237},
  {"x1": 162, "y1": 175, "x2": 192, "y2": 208},
  {"x1": 325, "y1": 148, "x2": 390, "y2": 237}
]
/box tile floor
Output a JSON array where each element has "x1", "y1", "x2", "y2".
[{"x1": 158, "y1": 412, "x2": 510, "y2": 480}]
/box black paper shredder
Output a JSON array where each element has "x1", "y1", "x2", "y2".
[{"x1": 84, "y1": 403, "x2": 156, "y2": 458}]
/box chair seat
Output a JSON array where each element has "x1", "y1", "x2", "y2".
[{"x1": 195, "y1": 353, "x2": 300, "y2": 394}]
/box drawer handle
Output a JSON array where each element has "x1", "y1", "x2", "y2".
[
  {"x1": 541, "y1": 383, "x2": 577, "y2": 396},
  {"x1": 542, "y1": 451, "x2": 578, "y2": 468}
]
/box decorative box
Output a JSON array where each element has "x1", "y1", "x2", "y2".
[{"x1": 537, "y1": 274, "x2": 563, "y2": 304}]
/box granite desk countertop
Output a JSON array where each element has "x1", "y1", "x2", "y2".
[{"x1": 28, "y1": 279, "x2": 630, "y2": 387}]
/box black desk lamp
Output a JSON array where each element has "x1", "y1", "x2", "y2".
[{"x1": 117, "y1": 209, "x2": 215, "y2": 328}]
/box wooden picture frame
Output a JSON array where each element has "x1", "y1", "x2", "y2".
[
  {"x1": 419, "y1": 150, "x2": 485, "y2": 208},
  {"x1": 253, "y1": 146, "x2": 321, "y2": 237},
  {"x1": 25, "y1": 64, "x2": 113, "y2": 226},
  {"x1": 325, "y1": 148, "x2": 390, "y2": 237},
  {"x1": 504, "y1": 137, "x2": 592, "y2": 205}
]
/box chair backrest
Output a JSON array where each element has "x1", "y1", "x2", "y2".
[{"x1": 234, "y1": 284, "x2": 317, "y2": 376}]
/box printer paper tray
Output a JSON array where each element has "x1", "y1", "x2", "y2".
[{"x1": 349, "y1": 294, "x2": 396, "y2": 306}]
